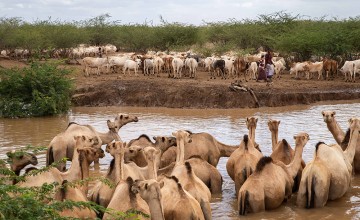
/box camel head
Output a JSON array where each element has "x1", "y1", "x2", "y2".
[
  {"x1": 246, "y1": 117, "x2": 258, "y2": 130},
  {"x1": 107, "y1": 120, "x2": 119, "y2": 133},
  {"x1": 6, "y1": 150, "x2": 38, "y2": 173},
  {"x1": 73, "y1": 135, "x2": 98, "y2": 149},
  {"x1": 114, "y1": 113, "x2": 139, "y2": 128},
  {"x1": 293, "y1": 132, "x2": 310, "y2": 147},
  {"x1": 143, "y1": 146, "x2": 161, "y2": 163},
  {"x1": 105, "y1": 141, "x2": 126, "y2": 156},
  {"x1": 268, "y1": 119, "x2": 280, "y2": 132},
  {"x1": 131, "y1": 179, "x2": 162, "y2": 202},
  {"x1": 322, "y1": 111, "x2": 336, "y2": 123},
  {"x1": 78, "y1": 147, "x2": 105, "y2": 165},
  {"x1": 153, "y1": 136, "x2": 177, "y2": 152},
  {"x1": 348, "y1": 118, "x2": 360, "y2": 130},
  {"x1": 124, "y1": 145, "x2": 143, "y2": 162},
  {"x1": 172, "y1": 130, "x2": 192, "y2": 144}
]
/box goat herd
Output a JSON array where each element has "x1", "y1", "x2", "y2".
[
  {"x1": 1, "y1": 111, "x2": 360, "y2": 219},
  {"x1": 3, "y1": 44, "x2": 359, "y2": 82}
]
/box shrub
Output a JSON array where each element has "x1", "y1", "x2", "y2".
[{"x1": 0, "y1": 62, "x2": 74, "y2": 118}]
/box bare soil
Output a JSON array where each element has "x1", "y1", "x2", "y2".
[{"x1": 1, "y1": 58, "x2": 360, "y2": 109}]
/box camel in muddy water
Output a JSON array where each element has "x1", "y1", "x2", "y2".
[
  {"x1": 47, "y1": 113, "x2": 138, "y2": 171},
  {"x1": 322, "y1": 111, "x2": 360, "y2": 173},
  {"x1": 297, "y1": 117, "x2": 360, "y2": 208},
  {"x1": 160, "y1": 131, "x2": 238, "y2": 168},
  {"x1": 0, "y1": 150, "x2": 38, "y2": 185},
  {"x1": 238, "y1": 132, "x2": 309, "y2": 215}
]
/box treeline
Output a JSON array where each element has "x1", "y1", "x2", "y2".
[{"x1": 1, "y1": 12, "x2": 360, "y2": 60}]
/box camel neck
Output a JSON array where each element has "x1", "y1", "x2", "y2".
[
  {"x1": 114, "y1": 153, "x2": 124, "y2": 183},
  {"x1": 80, "y1": 157, "x2": 90, "y2": 194},
  {"x1": 327, "y1": 120, "x2": 345, "y2": 145},
  {"x1": 147, "y1": 160, "x2": 158, "y2": 180},
  {"x1": 217, "y1": 141, "x2": 238, "y2": 157},
  {"x1": 248, "y1": 127, "x2": 256, "y2": 144},
  {"x1": 271, "y1": 130, "x2": 279, "y2": 151},
  {"x1": 344, "y1": 127, "x2": 360, "y2": 163},
  {"x1": 62, "y1": 148, "x2": 81, "y2": 182},
  {"x1": 147, "y1": 198, "x2": 165, "y2": 220},
  {"x1": 287, "y1": 141, "x2": 305, "y2": 178},
  {"x1": 97, "y1": 131, "x2": 119, "y2": 145},
  {"x1": 175, "y1": 138, "x2": 185, "y2": 165}
]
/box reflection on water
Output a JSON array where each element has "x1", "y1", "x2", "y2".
[{"x1": 1, "y1": 100, "x2": 360, "y2": 219}]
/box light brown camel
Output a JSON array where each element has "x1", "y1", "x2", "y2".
[
  {"x1": 297, "y1": 118, "x2": 360, "y2": 208},
  {"x1": 160, "y1": 131, "x2": 238, "y2": 168},
  {"x1": 89, "y1": 141, "x2": 145, "y2": 208},
  {"x1": 170, "y1": 130, "x2": 212, "y2": 220},
  {"x1": 103, "y1": 177, "x2": 150, "y2": 220},
  {"x1": 268, "y1": 119, "x2": 305, "y2": 192},
  {"x1": 1, "y1": 150, "x2": 38, "y2": 185},
  {"x1": 47, "y1": 113, "x2": 138, "y2": 171},
  {"x1": 238, "y1": 132, "x2": 309, "y2": 215},
  {"x1": 158, "y1": 175, "x2": 205, "y2": 220},
  {"x1": 55, "y1": 180, "x2": 97, "y2": 219},
  {"x1": 131, "y1": 179, "x2": 165, "y2": 220},
  {"x1": 322, "y1": 111, "x2": 346, "y2": 146},
  {"x1": 226, "y1": 134, "x2": 262, "y2": 196},
  {"x1": 322, "y1": 110, "x2": 360, "y2": 173},
  {"x1": 19, "y1": 135, "x2": 96, "y2": 188},
  {"x1": 125, "y1": 134, "x2": 176, "y2": 167}
]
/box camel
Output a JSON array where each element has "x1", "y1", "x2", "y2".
[
  {"x1": 125, "y1": 134, "x2": 176, "y2": 167},
  {"x1": 55, "y1": 180, "x2": 97, "y2": 219},
  {"x1": 226, "y1": 134, "x2": 262, "y2": 196},
  {"x1": 268, "y1": 119, "x2": 305, "y2": 192},
  {"x1": 160, "y1": 131, "x2": 238, "y2": 168},
  {"x1": 157, "y1": 155, "x2": 223, "y2": 195},
  {"x1": 131, "y1": 179, "x2": 165, "y2": 220},
  {"x1": 89, "y1": 141, "x2": 146, "y2": 208},
  {"x1": 245, "y1": 117, "x2": 261, "y2": 151},
  {"x1": 170, "y1": 130, "x2": 212, "y2": 220},
  {"x1": 322, "y1": 110, "x2": 360, "y2": 173},
  {"x1": 158, "y1": 175, "x2": 205, "y2": 220},
  {"x1": 297, "y1": 118, "x2": 360, "y2": 208},
  {"x1": 238, "y1": 132, "x2": 309, "y2": 215},
  {"x1": 1, "y1": 150, "x2": 38, "y2": 184},
  {"x1": 47, "y1": 113, "x2": 138, "y2": 171},
  {"x1": 19, "y1": 135, "x2": 97, "y2": 188},
  {"x1": 322, "y1": 111, "x2": 346, "y2": 147},
  {"x1": 103, "y1": 177, "x2": 150, "y2": 220}
]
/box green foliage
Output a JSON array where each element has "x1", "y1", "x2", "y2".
[
  {"x1": 0, "y1": 12, "x2": 360, "y2": 58},
  {"x1": 0, "y1": 62, "x2": 74, "y2": 118},
  {"x1": 0, "y1": 146, "x2": 148, "y2": 220}
]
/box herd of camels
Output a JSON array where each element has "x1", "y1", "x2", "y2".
[{"x1": 1, "y1": 111, "x2": 360, "y2": 219}]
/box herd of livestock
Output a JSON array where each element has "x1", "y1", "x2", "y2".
[
  {"x1": 1, "y1": 44, "x2": 360, "y2": 82},
  {"x1": 1, "y1": 111, "x2": 360, "y2": 219}
]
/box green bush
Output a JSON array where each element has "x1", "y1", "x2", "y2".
[{"x1": 0, "y1": 62, "x2": 74, "y2": 118}]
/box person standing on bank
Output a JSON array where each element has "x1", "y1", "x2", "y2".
[{"x1": 265, "y1": 48, "x2": 274, "y2": 82}]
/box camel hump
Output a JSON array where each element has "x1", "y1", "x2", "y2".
[
  {"x1": 255, "y1": 156, "x2": 273, "y2": 173},
  {"x1": 281, "y1": 139, "x2": 289, "y2": 148},
  {"x1": 243, "y1": 135, "x2": 249, "y2": 150},
  {"x1": 185, "y1": 161, "x2": 192, "y2": 174},
  {"x1": 315, "y1": 142, "x2": 326, "y2": 154},
  {"x1": 138, "y1": 134, "x2": 152, "y2": 142},
  {"x1": 341, "y1": 129, "x2": 351, "y2": 150},
  {"x1": 239, "y1": 190, "x2": 249, "y2": 215},
  {"x1": 66, "y1": 122, "x2": 78, "y2": 129}
]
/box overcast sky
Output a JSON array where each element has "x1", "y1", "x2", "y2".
[{"x1": 0, "y1": 0, "x2": 359, "y2": 25}]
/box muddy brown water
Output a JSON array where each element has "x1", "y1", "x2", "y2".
[{"x1": 1, "y1": 100, "x2": 360, "y2": 219}]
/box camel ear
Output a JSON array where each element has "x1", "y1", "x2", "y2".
[
  {"x1": 349, "y1": 118, "x2": 353, "y2": 124},
  {"x1": 153, "y1": 136, "x2": 156, "y2": 141},
  {"x1": 246, "y1": 117, "x2": 249, "y2": 122},
  {"x1": 107, "y1": 120, "x2": 111, "y2": 126},
  {"x1": 120, "y1": 115, "x2": 123, "y2": 119},
  {"x1": 293, "y1": 135, "x2": 296, "y2": 140},
  {"x1": 159, "y1": 181, "x2": 164, "y2": 189},
  {"x1": 162, "y1": 137, "x2": 165, "y2": 142},
  {"x1": 255, "y1": 118, "x2": 258, "y2": 123},
  {"x1": 332, "y1": 111, "x2": 336, "y2": 116},
  {"x1": 172, "y1": 132, "x2": 176, "y2": 136},
  {"x1": 278, "y1": 120, "x2": 280, "y2": 125},
  {"x1": 145, "y1": 183, "x2": 148, "y2": 190},
  {"x1": 82, "y1": 135, "x2": 86, "y2": 141},
  {"x1": 321, "y1": 111, "x2": 325, "y2": 116}
]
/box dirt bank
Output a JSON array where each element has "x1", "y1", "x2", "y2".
[
  {"x1": 1, "y1": 58, "x2": 359, "y2": 109},
  {"x1": 72, "y1": 71, "x2": 360, "y2": 109}
]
